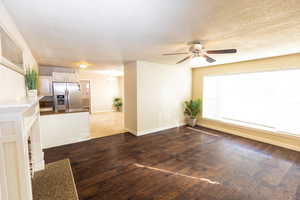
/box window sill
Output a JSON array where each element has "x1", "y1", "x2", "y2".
[{"x1": 201, "y1": 117, "x2": 300, "y2": 141}]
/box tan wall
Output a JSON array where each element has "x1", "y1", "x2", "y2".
[
  {"x1": 0, "y1": 1, "x2": 37, "y2": 102},
  {"x1": 124, "y1": 61, "x2": 138, "y2": 133},
  {"x1": 192, "y1": 53, "x2": 300, "y2": 151},
  {"x1": 79, "y1": 71, "x2": 122, "y2": 113}
]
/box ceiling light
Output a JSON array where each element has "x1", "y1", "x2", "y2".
[
  {"x1": 79, "y1": 64, "x2": 87, "y2": 69},
  {"x1": 189, "y1": 56, "x2": 206, "y2": 66}
]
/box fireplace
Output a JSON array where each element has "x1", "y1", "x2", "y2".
[
  {"x1": 28, "y1": 137, "x2": 33, "y2": 177},
  {"x1": 0, "y1": 97, "x2": 45, "y2": 200}
]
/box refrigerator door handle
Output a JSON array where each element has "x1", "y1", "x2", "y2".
[{"x1": 65, "y1": 89, "x2": 69, "y2": 111}]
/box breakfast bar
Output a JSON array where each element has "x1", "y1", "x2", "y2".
[{"x1": 39, "y1": 110, "x2": 90, "y2": 148}]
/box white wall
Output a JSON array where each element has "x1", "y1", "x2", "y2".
[
  {"x1": 137, "y1": 61, "x2": 191, "y2": 134},
  {"x1": 40, "y1": 112, "x2": 90, "y2": 148},
  {"x1": 124, "y1": 61, "x2": 191, "y2": 135},
  {"x1": 0, "y1": 65, "x2": 26, "y2": 100},
  {"x1": 0, "y1": 1, "x2": 37, "y2": 102},
  {"x1": 79, "y1": 71, "x2": 123, "y2": 113}
]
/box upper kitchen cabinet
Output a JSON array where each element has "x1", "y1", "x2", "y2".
[
  {"x1": 69, "y1": 73, "x2": 79, "y2": 82},
  {"x1": 39, "y1": 76, "x2": 53, "y2": 96},
  {"x1": 52, "y1": 72, "x2": 79, "y2": 82}
]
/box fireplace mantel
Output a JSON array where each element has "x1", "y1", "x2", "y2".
[{"x1": 0, "y1": 96, "x2": 45, "y2": 200}]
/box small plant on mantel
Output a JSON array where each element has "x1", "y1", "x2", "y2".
[
  {"x1": 25, "y1": 68, "x2": 38, "y2": 97},
  {"x1": 113, "y1": 97, "x2": 123, "y2": 112},
  {"x1": 184, "y1": 99, "x2": 202, "y2": 127}
]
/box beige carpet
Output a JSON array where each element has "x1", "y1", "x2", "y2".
[
  {"x1": 32, "y1": 159, "x2": 78, "y2": 200},
  {"x1": 90, "y1": 111, "x2": 125, "y2": 138}
]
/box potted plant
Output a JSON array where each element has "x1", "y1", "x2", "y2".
[
  {"x1": 113, "y1": 97, "x2": 123, "y2": 112},
  {"x1": 184, "y1": 99, "x2": 202, "y2": 127},
  {"x1": 25, "y1": 69, "x2": 38, "y2": 97}
]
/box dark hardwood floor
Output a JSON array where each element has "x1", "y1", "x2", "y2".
[{"x1": 44, "y1": 126, "x2": 300, "y2": 200}]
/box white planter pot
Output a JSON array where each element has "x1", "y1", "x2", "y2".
[
  {"x1": 27, "y1": 89, "x2": 38, "y2": 98},
  {"x1": 187, "y1": 117, "x2": 197, "y2": 127}
]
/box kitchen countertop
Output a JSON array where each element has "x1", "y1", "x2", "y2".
[{"x1": 40, "y1": 109, "x2": 89, "y2": 116}]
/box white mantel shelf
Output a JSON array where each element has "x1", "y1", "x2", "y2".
[
  {"x1": 0, "y1": 96, "x2": 45, "y2": 200},
  {"x1": 0, "y1": 96, "x2": 43, "y2": 111}
]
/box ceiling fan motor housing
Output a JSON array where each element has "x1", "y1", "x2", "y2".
[{"x1": 189, "y1": 43, "x2": 203, "y2": 53}]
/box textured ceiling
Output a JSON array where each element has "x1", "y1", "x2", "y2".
[{"x1": 3, "y1": 0, "x2": 300, "y2": 70}]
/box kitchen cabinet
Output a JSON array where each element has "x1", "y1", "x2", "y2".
[
  {"x1": 39, "y1": 76, "x2": 53, "y2": 96},
  {"x1": 52, "y1": 72, "x2": 79, "y2": 82}
]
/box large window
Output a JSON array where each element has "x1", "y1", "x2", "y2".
[{"x1": 203, "y1": 69, "x2": 300, "y2": 136}]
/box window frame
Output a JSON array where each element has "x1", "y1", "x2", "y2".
[{"x1": 202, "y1": 68, "x2": 300, "y2": 139}]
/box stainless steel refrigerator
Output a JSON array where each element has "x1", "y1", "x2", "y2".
[{"x1": 53, "y1": 82, "x2": 82, "y2": 112}]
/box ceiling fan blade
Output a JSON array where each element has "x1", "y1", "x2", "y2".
[
  {"x1": 206, "y1": 49, "x2": 237, "y2": 54},
  {"x1": 203, "y1": 54, "x2": 216, "y2": 63},
  {"x1": 163, "y1": 52, "x2": 189, "y2": 56},
  {"x1": 176, "y1": 55, "x2": 192, "y2": 64}
]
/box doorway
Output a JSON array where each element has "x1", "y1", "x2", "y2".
[
  {"x1": 79, "y1": 80, "x2": 91, "y2": 113},
  {"x1": 79, "y1": 75, "x2": 124, "y2": 139},
  {"x1": 90, "y1": 112, "x2": 124, "y2": 138}
]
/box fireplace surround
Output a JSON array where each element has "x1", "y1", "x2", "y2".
[{"x1": 0, "y1": 96, "x2": 45, "y2": 200}]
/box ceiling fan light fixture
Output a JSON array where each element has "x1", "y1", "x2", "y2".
[
  {"x1": 189, "y1": 56, "x2": 206, "y2": 65},
  {"x1": 162, "y1": 41, "x2": 236, "y2": 64},
  {"x1": 194, "y1": 44, "x2": 203, "y2": 50}
]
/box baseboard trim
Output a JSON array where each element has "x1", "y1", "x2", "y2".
[
  {"x1": 198, "y1": 123, "x2": 300, "y2": 152},
  {"x1": 125, "y1": 123, "x2": 186, "y2": 137},
  {"x1": 43, "y1": 137, "x2": 91, "y2": 149},
  {"x1": 124, "y1": 128, "x2": 138, "y2": 136},
  {"x1": 137, "y1": 124, "x2": 184, "y2": 136},
  {"x1": 92, "y1": 109, "x2": 114, "y2": 114}
]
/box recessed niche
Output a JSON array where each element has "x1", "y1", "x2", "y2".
[{"x1": 0, "y1": 25, "x2": 24, "y2": 74}]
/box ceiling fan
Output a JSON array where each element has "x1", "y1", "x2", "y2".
[{"x1": 163, "y1": 41, "x2": 237, "y2": 64}]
